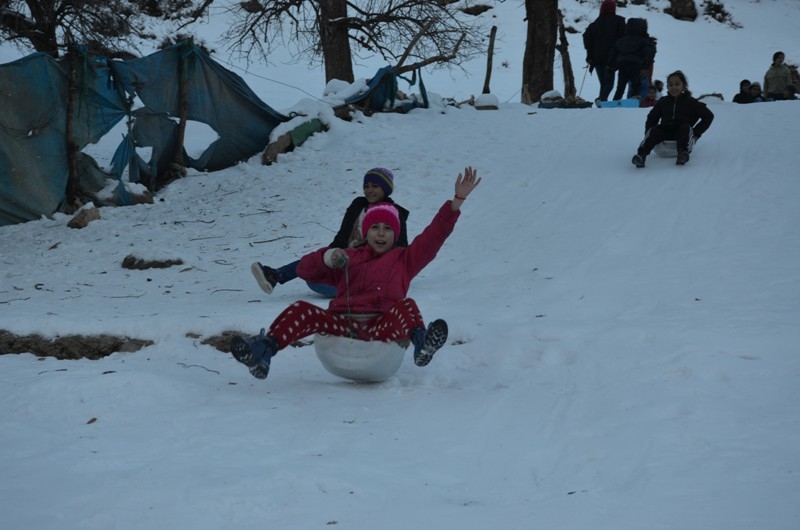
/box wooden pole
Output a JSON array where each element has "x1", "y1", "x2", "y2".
[
  {"x1": 65, "y1": 45, "x2": 80, "y2": 210},
  {"x1": 482, "y1": 26, "x2": 497, "y2": 94},
  {"x1": 164, "y1": 40, "x2": 190, "y2": 188},
  {"x1": 556, "y1": 10, "x2": 576, "y2": 99}
]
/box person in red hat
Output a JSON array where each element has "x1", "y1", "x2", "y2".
[
  {"x1": 230, "y1": 166, "x2": 482, "y2": 380},
  {"x1": 583, "y1": 0, "x2": 626, "y2": 103}
]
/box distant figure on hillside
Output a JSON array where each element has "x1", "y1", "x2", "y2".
[
  {"x1": 763, "y1": 51, "x2": 793, "y2": 100},
  {"x1": 609, "y1": 18, "x2": 655, "y2": 101},
  {"x1": 654, "y1": 79, "x2": 664, "y2": 100},
  {"x1": 749, "y1": 82, "x2": 769, "y2": 102},
  {"x1": 583, "y1": 0, "x2": 626, "y2": 103},
  {"x1": 638, "y1": 19, "x2": 658, "y2": 99},
  {"x1": 733, "y1": 79, "x2": 754, "y2": 104},
  {"x1": 631, "y1": 70, "x2": 714, "y2": 168},
  {"x1": 640, "y1": 85, "x2": 657, "y2": 108}
]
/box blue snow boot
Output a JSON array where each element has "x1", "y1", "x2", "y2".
[
  {"x1": 230, "y1": 328, "x2": 278, "y2": 379},
  {"x1": 411, "y1": 319, "x2": 449, "y2": 367}
]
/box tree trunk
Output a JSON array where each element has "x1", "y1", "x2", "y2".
[
  {"x1": 319, "y1": 0, "x2": 355, "y2": 83},
  {"x1": 521, "y1": 0, "x2": 558, "y2": 104}
]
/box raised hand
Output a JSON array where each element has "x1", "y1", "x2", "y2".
[{"x1": 452, "y1": 166, "x2": 481, "y2": 210}]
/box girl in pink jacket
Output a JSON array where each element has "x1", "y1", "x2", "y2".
[{"x1": 230, "y1": 166, "x2": 481, "y2": 380}]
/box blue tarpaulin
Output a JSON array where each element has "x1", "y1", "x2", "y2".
[
  {"x1": 0, "y1": 52, "x2": 127, "y2": 225},
  {"x1": 0, "y1": 41, "x2": 290, "y2": 226}
]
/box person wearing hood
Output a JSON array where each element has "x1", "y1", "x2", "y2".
[
  {"x1": 609, "y1": 17, "x2": 655, "y2": 101},
  {"x1": 583, "y1": 0, "x2": 626, "y2": 102},
  {"x1": 230, "y1": 167, "x2": 482, "y2": 381},
  {"x1": 631, "y1": 70, "x2": 714, "y2": 168},
  {"x1": 749, "y1": 81, "x2": 769, "y2": 102}
]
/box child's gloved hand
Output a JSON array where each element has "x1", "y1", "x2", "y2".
[
  {"x1": 324, "y1": 248, "x2": 349, "y2": 269},
  {"x1": 332, "y1": 251, "x2": 349, "y2": 269}
]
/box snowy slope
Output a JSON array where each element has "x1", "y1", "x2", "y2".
[{"x1": 1, "y1": 1, "x2": 799, "y2": 529}]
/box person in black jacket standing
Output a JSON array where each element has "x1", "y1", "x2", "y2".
[
  {"x1": 632, "y1": 71, "x2": 715, "y2": 168},
  {"x1": 609, "y1": 18, "x2": 655, "y2": 101},
  {"x1": 583, "y1": 0, "x2": 626, "y2": 103}
]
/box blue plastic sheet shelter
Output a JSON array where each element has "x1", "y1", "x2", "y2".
[
  {"x1": 0, "y1": 41, "x2": 291, "y2": 226},
  {"x1": 110, "y1": 42, "x2": 290, "y2": 181},
  {"x1": 0, "y1": 52, "x2": 127, "y2": 226}
]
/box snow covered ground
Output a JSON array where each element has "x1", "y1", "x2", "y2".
[{"x1": 1, "y1": 1, "x2": 799, "y2": 529}]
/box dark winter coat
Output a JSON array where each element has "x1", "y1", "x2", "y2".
[
  {"x1": 608, "y1": 18, "x2": 654, "y2": 70},
  {"x1": 330, "y1": 196, "x2": 410, "y2": 249},
  {"x1": 583, "y1": 13, "x2": 626, "y2": 69},
  {"x1": 733, "y1": 90, "x2": 754, "y2": 104},
  {"x1": 298, "y1": 202, "x2": 459, "y2": 315},
  {"x1": 645, "y1": 92, "x2": 714, "y2": 139}
]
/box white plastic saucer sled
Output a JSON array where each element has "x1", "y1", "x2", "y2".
[
  {"x1": 653, "y1": 140, "x2": 678, "y2": 158},
  {"x1": 314, "y1": 333, "x2": 410, "y2": 383}
]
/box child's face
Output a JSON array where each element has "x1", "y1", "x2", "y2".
[
  {"x1": 666, "y1": 76, "x2": 684, "y2": 97},
  {"x1": 366, "y1": 223, "x2": 395, "y2": 254},
  {"x1": 363, "y1": 182, "x2": 387, "y2": 204}
]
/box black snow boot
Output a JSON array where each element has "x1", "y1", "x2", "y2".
[
  {"x1": 632, "y1": 153, "x2": 646, "y2": 168},
  {"x1": 676, "y1": 151, "x2": 690, "y2": 165},
  {"x1": 411, "y1": 319, "x2": 449, "y2": 367},
  {"x1": 230, "y1": 328, "x2": 279, "y2": 379}
]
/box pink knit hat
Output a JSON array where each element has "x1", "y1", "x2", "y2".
[{"x1": 362, "y1": 203, "x2": 400, "y2": 238}]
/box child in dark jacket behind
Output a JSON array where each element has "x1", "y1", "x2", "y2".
[{"x1": 632, "y1": 70, "x2": 714, "y2": 168}]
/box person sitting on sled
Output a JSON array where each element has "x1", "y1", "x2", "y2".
[
  {"x1": 631, "y1": 70, "x2": 714, "y2": 168},
  {"x1": 251, "y1": 167, "x2": 410, "y2": 298},
  {"x1": 230, "y1": 166, "x2": 482, "y2": 380}
]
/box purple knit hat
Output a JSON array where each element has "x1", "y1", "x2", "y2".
[
  {"x1": 363, "y1": 167, "x2": 394, "y2": 197},
  {"x1": 600, "y1": 0, "x2": 615, "y2": 15},
  {"x1": 362, "y1": 203, "x2": 400, "y2": 237}
]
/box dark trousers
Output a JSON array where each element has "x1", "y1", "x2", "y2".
[
  {"x1": 638, "y1": 123, "x2": 695, "y2": 155},
  {"x1": 613, "y1": 63, "x2": 641, "y2": 100},
  {"x1": 596, "y1": 65, "x2": 615, "y2": 101}
]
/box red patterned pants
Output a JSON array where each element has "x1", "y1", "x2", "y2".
[{"x1": 267, "y1": 298, "x2": 424, "y2": 350}]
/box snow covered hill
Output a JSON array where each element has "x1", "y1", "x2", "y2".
[{"x1": 1, "y1": 1, "x2": 799, "y2": 529}]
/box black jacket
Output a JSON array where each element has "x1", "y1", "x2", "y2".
[
  {"x1": 645, "y1": 92, "x2": 715, "y2": 138},
  {"x1": 583, "y1": 13, "x2": 626, "y2": 67},
  {"x1": 608, "y1": 18, "x2": 654, "y2": 70},
  {"x1": 330, "y1": 197, "x2": 410, "y2": 248}
]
